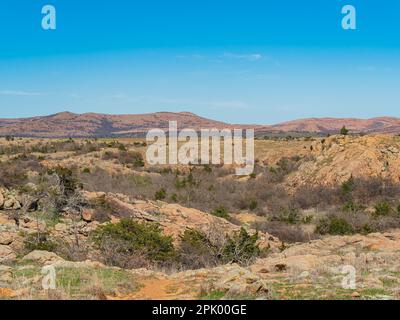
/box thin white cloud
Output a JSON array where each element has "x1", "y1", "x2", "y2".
[
  {"x1": 221, "y1": 52, "x2": 263, "y2": 62},
  {"x1": 0, "y1": 90, "x2": 46, "y2": 96},
  {"x1": 175, "y1": 52, "x2": 281, "y2": 66}
]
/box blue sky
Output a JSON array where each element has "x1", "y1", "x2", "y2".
[{"x1": 0, "y1": 0, "x2": 399, "y2": 124}]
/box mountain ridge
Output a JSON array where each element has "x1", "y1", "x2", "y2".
[{"x1": 1, "y1": 111, "x2": 400, "y2": 137}]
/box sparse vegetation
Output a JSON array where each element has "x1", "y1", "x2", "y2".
[
  {"x1": 316, "y1": 217, "x2": 354, "y2": 235},
  {"x1": 3, "y1": 135, "x2": 400, "y2": 300},
  {"x1": 179, "y1": 227, "x2": 262, "y2": 268},
  {"x1": 222, "y1": 228, "x2": 262, "y2": 265},
  {"x1": 211, "y1": 206, "x2": 229, "y2": 219},
  {"x1": 91, "y1": 219, "x2": 176, "y2": 268},
  {"x1": 374, "y1": 201, "x2": 391, "y2": 217},
  {"x1": 24, "y1": 232, "x2": 58, "y2": 252},
  {"x1": 102, "y1": 150, "x2": 144, "y2": 168},
  {"x1": 155, "y1": 188, "x2": 167, "y2": 201},
  {"x1": 340, "y1": 126, "x2": 349, "y2": 136}
]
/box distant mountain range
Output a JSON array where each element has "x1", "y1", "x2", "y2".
[
  {"x1": 0, "y1": 111, "x2": 400, "y2": 138},
  {"x1": 266, "y1": 117, "x2": 400, "y2": 135}
]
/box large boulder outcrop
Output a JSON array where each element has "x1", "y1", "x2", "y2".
[
  {"x1": 0, "y1": 265, "x2": 13, "y2": 283},
  {"x1": 286, "y1": 135, "x2": 400, "y2": 188},
  {"x1": 0, "y1": 232, "x2": 15, "y2": 245},
  {"x1": 0, "y1": 245, "x2": 16, "y2": 263},
  {"x1": 83, "y1": 191, "x2": 280, "y2": 250},
  {"x1": 22, "y1": 250, "x2": 64, "y2": 265},
  {"x1": 0, "y1": 188, "x2": 21, "y2": 210}
]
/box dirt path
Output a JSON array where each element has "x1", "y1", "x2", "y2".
[
  {"x1": 0, "y1": 288, "x2": 17, "y2": 298},
  {"x1": 107, "y1": 278, "x2": 197, "y2": 300}
]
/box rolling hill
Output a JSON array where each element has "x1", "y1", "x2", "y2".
[{"x1": 0, "y1": 111, "x2": 400, "y2": 137}]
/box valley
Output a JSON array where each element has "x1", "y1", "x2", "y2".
[{"x1": 1, "y1": 132, "x2": 400, "y2": 299}]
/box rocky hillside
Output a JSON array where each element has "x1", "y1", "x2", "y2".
[
  {"x1": 0, "y1": 111, "x2": 234, "y2": 138},
  {"x1": 283, "y1": 135, "x2": 400, "y2": 187},
  {"x1": 2, "y1": 134, "x2": 400, "y2": 300},
  {"x1": 269, "y1": 117, "x2": 400, "y2": 135},
  {"x1": 0, "y1": 187, "x2": 281, "y2": 300},
  {"x1": 2, "y1": 195, "x2": 400, "y2": 299}
]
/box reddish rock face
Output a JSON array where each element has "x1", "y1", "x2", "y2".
[{"x1": 81, "y1": 208, "x2": 94, "y2": 222}]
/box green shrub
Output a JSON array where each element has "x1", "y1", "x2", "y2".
[
  {"x1": 102, "y1": 150, "x2": 144, "y2": 167},
  {"x1": 302, "y1": 215, "x2": 313, "y2": 224},
  {"x1": 341, "y1": 176, "x2": 354, "y2": 196},
  {"x1": 155, "y1": 188, "x2": 167, "y2": 200},
  {"x1": 269, "y1": 166, "x2": 277, "y2": 174},
  {"x1": 171, "y1": 193, "x2": 178, "y2": 202},
  {"x1": 316, "y1": 217, "x2": 354, "y2": 235},
  {"x1": 179, "y1": 228, "x2": 262, "y2": 268},
  {"x1": 211, "y1": 206, "x2": 229, "y2": 219},
  {"x1": 374, "y1": 201, "x2": 391, "y2": 216},
  {"x1": 82, "y1": 167, "x2": 91, "y2": 174},
  {"x1": 47, "y1": 166, "x2": 79, "y2": 196},
  {"x1": 91, "y1": 219, "x2": 176, "y2": 268},
  {"x1": 118, "y1": 144, "x2": 127, "y2": 151},
  {"x1": 342, "y1": 200, "x2": 363, "y2": 213},
  {"x1": 24, "y1": 232, "x2": 58, "y2": 252},
  {"x1": 180, "y1": 229, "x2": 211, "y2": 253},
  {"x1": 161, "y1": 167, "x2": 173, "y2": 175},
  {"x1": 222, "y1": 228, "x2": 261, "y2": 265},
  {"x1": 362, "y1": 223, "x2": 374, "y2": 234},
  {"x1": 134, "y1": 141, "x2": 147, "y2": 147},
  {"x1": 249, "y1": 200, "x2": 258, "y2": 211},
  {"x1": 276, "y1": 207, "x2": 300, "y2": 225},
  {"x1": 340, "y1": 126, "x2": 349, "y2": 136},
  {"x1": 129, "y1": 151, "x2": 145, "y2": 168},
  {"x1": 174, "y1": 172, "x2": 197, "y2": 190},
  {"x1": 179, "y1": 229, "x2": 219, "y2": 268},
  {"x1": 175, "y1": 178, "x2": 187, "y2": 189}
]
